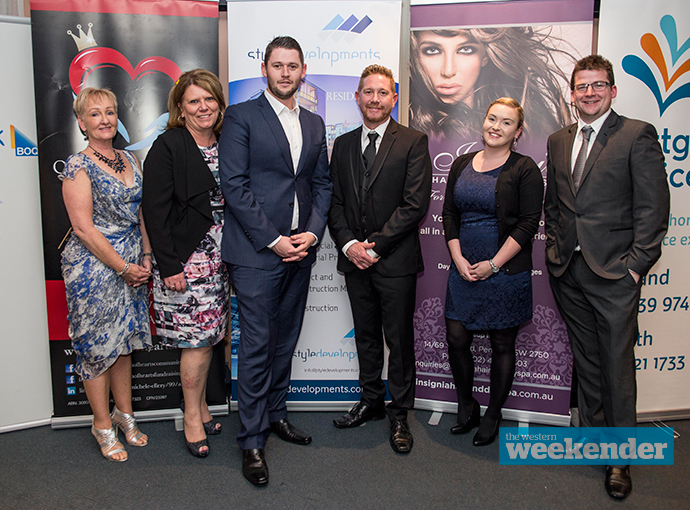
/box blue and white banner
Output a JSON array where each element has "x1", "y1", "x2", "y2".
[
  {"x1": 227, "y1": 0, "x2": 402, "y2": 408},
  {"x1": 599, "y1": 0, "x2": 690, "y2": 419}
]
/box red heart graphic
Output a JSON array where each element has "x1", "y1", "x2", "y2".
[{"x1": 69, "y1": 47, "x2": 182, "y2": 93}]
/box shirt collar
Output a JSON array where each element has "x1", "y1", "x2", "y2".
[
  {"x1": 361, "y1": 117, "x2": 390, "y2": 142},
  {"x1": 264, "y1": 89, "x2": 300, "y2": 116},
  {"x1": 578, "y1": 108, "x2": 611, "y2": 137}
]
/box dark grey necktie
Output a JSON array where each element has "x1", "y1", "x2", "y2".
[{"x1": 572, "y1": 125, "x2": 593, "y2": 192}]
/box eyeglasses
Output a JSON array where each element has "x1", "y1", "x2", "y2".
[{"x1": 573, "y1": 81, "x2": 611, "y2": 93}]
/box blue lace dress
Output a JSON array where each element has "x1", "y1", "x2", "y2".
[
  {"x1": 60, "y1": 152, "x2": 151, "y2": 380},
  {"x1": 445, "y1": 162, "x2": 532, "y2": 330}
]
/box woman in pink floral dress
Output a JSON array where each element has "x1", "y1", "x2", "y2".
[{"x1": 143, "y1": 69, "x2": 228, "y2": 458}]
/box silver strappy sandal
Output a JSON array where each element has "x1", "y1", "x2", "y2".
[
  {"x1": 111, "y1": 406, "x2": 148, "y2": 447},
  {"x1": 91, "y1": 424, "x2": 128, "y2": 462}
]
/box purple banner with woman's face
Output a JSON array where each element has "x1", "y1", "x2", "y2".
[{"x1": 410, "y1": 0, "x2": 594, "y2": 423}]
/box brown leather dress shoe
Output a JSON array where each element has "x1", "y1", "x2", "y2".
[
  {"x1": 389, "y1": 419, "x2": 414, "y2": 453},
  {"x1": 605, "y1": 466, "x2": 632, "y2": 499}
]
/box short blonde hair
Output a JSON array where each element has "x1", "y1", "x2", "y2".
[
  {"x1": 358, "y1": 65, "x2": 396, "y2": 93},
  {"x1": 166, "y1": 69, "x2": 226, "y2": 135},
  {"x1": 73, "y1": 87, "x2": 118, "y2": 118}
]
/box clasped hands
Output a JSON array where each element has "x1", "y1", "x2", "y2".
[
  {"x1": 271, "y1": 232, "x2": 316, "y2": 262},
  {"x1": 346, "y1": 241, "x2": 378, "y2": 270},
  {"x1": 124, "y1": 258, "x2": 152, "y2": 288},
  {"x1": 455, "y1": 257, "x2": 494, "y2": 282}
]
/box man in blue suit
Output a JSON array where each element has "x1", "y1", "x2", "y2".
[{"x1": 219, "y1": 36, "x2": 332, "y2": 486}]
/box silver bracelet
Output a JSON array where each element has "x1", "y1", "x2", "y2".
[{"x1": 116, "y1": 262, "x2": 130, "y2": 277}]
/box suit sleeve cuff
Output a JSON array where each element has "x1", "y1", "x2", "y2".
[{"x1": 342, "y1": 239, "x2": 358, "y2": 259}]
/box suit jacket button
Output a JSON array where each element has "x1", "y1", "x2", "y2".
[
  {"x1": 576, "y1": 213, "x2": 582, "y2": 217},
  {"x1": 289, "y1": 202, "x2": 294, "y2": 208}
]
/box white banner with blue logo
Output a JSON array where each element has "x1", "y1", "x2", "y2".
[
  {"x1": 226, "y1": 0, "x2": 402, "y2": 408},
  {"x1": 598, "y1": 1, "x2": 690, "y2": 419},
  {"x1": 0, "y1": 16, "x2": 53, "y2": 431}
]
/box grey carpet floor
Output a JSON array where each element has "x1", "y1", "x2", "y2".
[{"x1": 0, "y1": 411, "x2": 687, "y2": 509}]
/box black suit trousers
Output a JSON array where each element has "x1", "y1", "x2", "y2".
[
  {"x1": 549, "y1": 252, "x2": 640, "y2": 429},
  {"x1": 345, "y1": 268, "x2": 417, "y2": 420}
]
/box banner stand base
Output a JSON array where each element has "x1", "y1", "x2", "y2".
[
  {"x1": 50, "y1": 404, "x2": 229, "y2": 430},
  {"x1": 415, "y1": 398, "x2": 571, "y2": 427}
]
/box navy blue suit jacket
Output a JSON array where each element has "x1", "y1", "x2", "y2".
[{"x1": 219, "y1": 93, "x2": 332, "y2": 269}]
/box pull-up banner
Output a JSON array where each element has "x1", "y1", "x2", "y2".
[
  {"x1": 30, "y1": 0, "x2": 222, "y2": 424},
  {"x1": 410, "y1": 0, "x2": 594, "y2": 425},
  {"x1": 226, "y1": 0, "x2": 403, "y2": 409},
  {"x1": 598, "y1": 0, "x2": 690, "y2": 420}
]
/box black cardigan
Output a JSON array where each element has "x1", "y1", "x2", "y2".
[
  {"x1": 142, "y1": 128, "x2": 217, "y2": 278},
  {"x1": 442, "y1": 150, "x2": 544, "y2": 274}
]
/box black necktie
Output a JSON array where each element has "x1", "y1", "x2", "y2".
[
  {"x1": 572, "y1": 125, "x2": 593, "y2": 192},
  {"x1": 363, "y1": 131, "x2": 378, "y2": 171}
]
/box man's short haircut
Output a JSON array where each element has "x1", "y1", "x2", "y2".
[
  {"x1": 570, "y1": 54, "x2": 615, "y2": 90},
  {"x1": 358, "y1": 65, "x2": 396, "y2": 92},
  {"x1": 264, "y1": 36, "x2": 304, "y2": 65}
]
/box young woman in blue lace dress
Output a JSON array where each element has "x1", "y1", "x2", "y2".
[
  {"x1": 61, "y1": 88, "x2": 152, "y2": 462},
  {"x1": 442, "y1": 98, "x2": 543, "y2": 446}
]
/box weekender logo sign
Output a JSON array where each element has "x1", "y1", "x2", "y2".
[
  {"x1": 500, "y1": 427, "x2": 674, "y2": 465},
  {"x1": 599, "y1": 1, "x2": 690, "y2": 418}
]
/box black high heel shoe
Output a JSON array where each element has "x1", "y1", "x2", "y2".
[
  {"x1": 473, "y1": 413, "x2": 502, "y2": 446},
  {"x1": 450, "y1": 399, "x2": 480, "y2": 434}
]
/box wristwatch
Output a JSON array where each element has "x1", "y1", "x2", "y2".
[{"x1": 489, "y1": 259, "x2": 500, "y2": 274}]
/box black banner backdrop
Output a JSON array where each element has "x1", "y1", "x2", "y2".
[{"x1": 30, "y1": 0, "x2": 224, "y2": 422}]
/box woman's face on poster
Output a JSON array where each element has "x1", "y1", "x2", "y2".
[{"x1": 416, "y1": 31, "x2": 489, "y2": 107}]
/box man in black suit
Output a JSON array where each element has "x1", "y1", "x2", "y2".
[
  {"x1": 219, "y1": 36, "x2": 332, "y2": 486},
  {"x1": 544, "y1": 55, "x2": 670, "y2": 499},
  {"x1": 328, "y1": 65, "x2": 432, "y2": 453}
]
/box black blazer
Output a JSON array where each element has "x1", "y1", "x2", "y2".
[
  {"x1": 142, "y1": 128, "x2": 217, "y2": 278},
  {"x1": 328, "y1": 119, "x2": 432, "y2": 277},
  {"x1": 442, "y1": 150, "x2": 543, "y2": 274}
]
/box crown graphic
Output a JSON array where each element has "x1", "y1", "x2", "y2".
[{"x1": 67, "y1": 23, "x2": 97, "y2": 52}]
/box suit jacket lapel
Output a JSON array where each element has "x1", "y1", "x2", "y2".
[
  {"x1": 564, "y1": 124, "x2": 577, "y2": 196},
  {"x1": 348, "y1": 126, "x2": 363, "y2": 202},
  {"x1": 365, "y1": 119, "x2": 397, "y2": 191},
  {"x1": 258, "y1": 93, "x2": 294, "y2": 173},
  {"x1": 296, "y1": 110, "x2": 311, "y2": 176}
]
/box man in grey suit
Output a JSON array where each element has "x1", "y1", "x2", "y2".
[{"x1": 544, "y1": 55, "x2": 670, "y2": 499}]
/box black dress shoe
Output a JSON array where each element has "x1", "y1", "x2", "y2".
[
  {"x1": 450, "y1": 399, "x2": 480, "y2": 434},
  {"x1": 270, "y1": 418, "x2": 312, "y2": 445},
  {"x1": 389, "y1": 419, "x2": 414, "y2": 453},
  {"x1": 473, "y1": 413, "x2": 501, "y2": 446},
  {"x1": 333, "y1": 401, "x2": 386, "y2": 429},
  {"x1": 242, "y1": 448, "x2": 268, "y2": 486},
  {"x1": 605, "y1": 466, "x2": 632, "y2": 499}
]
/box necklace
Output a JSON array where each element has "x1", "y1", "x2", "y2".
[{"x1": 89, "y1": 145, "x2": 126, "y2": 174}]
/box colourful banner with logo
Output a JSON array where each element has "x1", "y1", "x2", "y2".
[
  {"x1": 226, "y1": 0, "x2": 402, "y2": 408},
  {"x1": 598, "y1": 1, "x2": 690, "y2": 419},
  {"x1": 410, "y1": 0, "x2": 594, "y2": 425},
  {"x1": 0, "y1": 16, "x2": 53, "y2": 432},
  {"x1": 30, "y1": 0, "x2": 224, "y2": 424}
]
